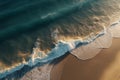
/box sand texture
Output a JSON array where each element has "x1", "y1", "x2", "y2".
[{"x1": 51, "y1": 39, "x2": 120, "y2": 80}]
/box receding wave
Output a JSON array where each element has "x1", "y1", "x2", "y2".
[{"x1": 0, "y1": 0, "x2": 120, "y2": 79}]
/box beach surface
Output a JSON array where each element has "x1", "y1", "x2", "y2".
[{"x1": 51, "y1": 38, "x2": 120, "y2": 80}]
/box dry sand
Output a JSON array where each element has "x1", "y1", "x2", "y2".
[{"x1": 51, "y1": 38, "x2": 120, "y2": 80}]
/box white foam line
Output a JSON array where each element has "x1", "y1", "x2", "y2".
[
  {"x1": 71, "y1": 22, "x2": 120, "y2": 60},
  {"x1": 0, "y1": 21, "x2": 120, "y2": 79}
]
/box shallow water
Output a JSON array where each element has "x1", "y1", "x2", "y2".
[{"x1": 0, "y1": 0, "x2": 120, "y2": 79}]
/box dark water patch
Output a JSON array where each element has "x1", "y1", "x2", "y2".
[
  {"x1": 0, "y1": 0, "x2": 90, "y2": 42},
  {"x1": 0, "y1": 0, "x2": 83, "y2": 24},
  {"x1": 0, "y1": 0, "x2": 108, "y2": 67}
]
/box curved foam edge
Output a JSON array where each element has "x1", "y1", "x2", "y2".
[
  {"x1": 71, "y1": 21, "x2": 120, "y2": 60},
  {"x1": 0, "y1": 32, "x2": 104, "y2": 79},
  {"x1": 0, "y1": 21, "x2": 120, "y2": 79},
  {"x1": 109, "y1": 21, "x2": 120, "y2": 38}
]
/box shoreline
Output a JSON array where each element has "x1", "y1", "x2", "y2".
[
  {"x1": 51, "y1": 38, "x2": 120, "y2": 80},
  {"x1": 50, "y1": 22, "x2": 120, "y2": 80},
  {"x1": 0, "y1": 20, "x2": 120, "y2": 79}
]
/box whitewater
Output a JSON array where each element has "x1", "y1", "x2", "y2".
[
  {"x1": 0, "y1": 19, "x2": 120, "y2": 79},
  {"x1": 0, "y1": 0, "x2": 120, "y2": 79}
]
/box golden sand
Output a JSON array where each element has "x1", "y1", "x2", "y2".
[{"x1": 51, "y1": 38, "x2": 120, "y2": 80}]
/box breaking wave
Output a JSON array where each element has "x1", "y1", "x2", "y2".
[
  {"x1": 0, "y1": 0, "x2": 120, "y2": 79},
  {"x1": 0, "y1": 20, "x2": 120, "y2": 79}
]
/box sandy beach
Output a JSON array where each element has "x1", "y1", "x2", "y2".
[{"x1": 51, "y1": 38, "x2": 120, "y2": 80}]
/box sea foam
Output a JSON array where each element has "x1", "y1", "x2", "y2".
[
  {"x1": 71, "y1": 21, "x2": 120, "y2": 60},
  {"x1": 0, "y1": 21, "x2": 120, "y2": 79}
]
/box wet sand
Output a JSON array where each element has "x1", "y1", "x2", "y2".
[{"x1": 51, "y1": 38, "x2": 120, "y2": 80}]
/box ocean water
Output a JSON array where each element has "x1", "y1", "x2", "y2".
[
  {"x1": 71, "y1": 21, "x2": 120, "y2": 60},
  {"x1": 0, "y1": 0, "x2": 120, "y2": 79}
]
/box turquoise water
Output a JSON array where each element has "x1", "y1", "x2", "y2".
[
  {"x1": 0, "y1": 0, "x2": 90, "y2": 41},
  {"x1": 0, "y1": 0, "x2": 91, "y2": 78},
  {"x1": 0, "y1": 0, "x2": 120, "y2": 79}
]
